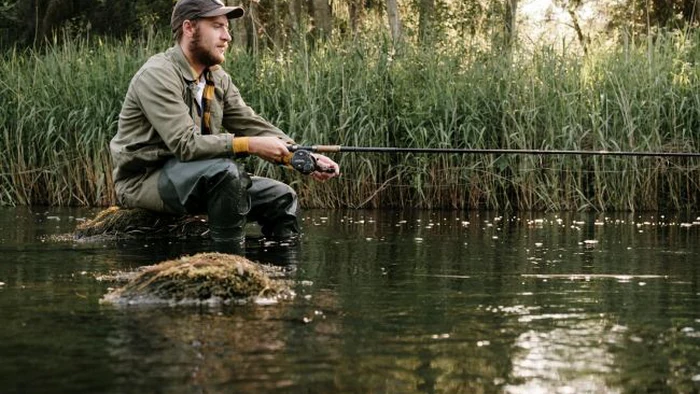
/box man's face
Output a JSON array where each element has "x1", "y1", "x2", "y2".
[{"x1": 189, "y1": 15, "x2": 231, "y2": 68}]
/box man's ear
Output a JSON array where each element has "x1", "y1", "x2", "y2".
[{"x1": 182, "y1": 20, "x2": 197, "y2": 38}]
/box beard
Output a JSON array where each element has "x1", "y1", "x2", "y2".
[{"x1": 188, "y1": 28, "x2": 224, "y2": 68}]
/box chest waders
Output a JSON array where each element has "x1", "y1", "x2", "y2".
[{"x1": 158, "y1": 158, "x2": 300, "y2": 247}]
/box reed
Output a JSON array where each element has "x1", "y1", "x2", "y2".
[{"x1": 2, "y1": 30, "x2": 700, "y2": 210}]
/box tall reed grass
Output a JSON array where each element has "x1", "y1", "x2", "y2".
[
  {"x1": 2, "y1": 31, "x2": 700, "y2": 210},
  {"x1": 0, "y1": 33, "x2": 170, "y2": 206}
]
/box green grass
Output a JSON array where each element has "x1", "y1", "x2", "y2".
[{"x1": 2, "y1": 31, "x2": 700, "y2": 210}]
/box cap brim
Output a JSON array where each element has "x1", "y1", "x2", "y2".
[{"x1": 200, "y1": 6, "x2": 245, "y2": 19}]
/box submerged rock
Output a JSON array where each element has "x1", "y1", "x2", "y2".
[
  {"x1": 74, "y1": 206, "x2": 209, "y2": 241},
  {"x1": 101, "y1": 252, "x2": 292, "y2": 305}
]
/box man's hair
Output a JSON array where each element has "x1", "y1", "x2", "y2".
[{"x1": 173, "y1": 19, "x2": 198, "y2": 43}]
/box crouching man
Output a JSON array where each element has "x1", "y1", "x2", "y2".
[{"x1": 110, "y1": 0, "x2": 339, "y2": 247}]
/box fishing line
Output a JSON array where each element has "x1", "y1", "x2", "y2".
[{"x1": 326, "y1": 164, "x2": 700, "y2": 190}]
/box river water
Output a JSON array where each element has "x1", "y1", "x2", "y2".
[{"x1": 0, "y1": 207, "x2": 698, "y2": 393}]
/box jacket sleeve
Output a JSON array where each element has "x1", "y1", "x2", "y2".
[
  {"x1": 132, "y1": 66, "x2": 233, "y2": 162},
  {"x1": 220, "y1": 74, "x2": 294, "y2": 143}
]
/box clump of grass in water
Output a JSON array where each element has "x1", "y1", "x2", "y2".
[
  {"x1": 101, "y1": 253, "x2": 292, "y2": 305},
  {"x1": 73, "y1": 206, "x2": 209, "y2": 240}
]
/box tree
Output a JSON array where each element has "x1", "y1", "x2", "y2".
[
  {"x1": 347, "y1": 0, "x2": 365, "y2": 36},
  {"x1": 0, "y1": 0, "x2": 173, "y2": 46},
  {"x1": 311, "y1": 0, "x2": 333, "y2": 39},
  {"x1": 683, "y1": 0, "x2": 700, "y2": 23},
  {"x1": 504, "y1": 0, "x2": 518, "y2": 49},
  {"x1": 386, "y1": 0, "x2": 403, "y2": 44},
  {"x1": 288, "y1": 0, "x2": 304, "y2": 35},
  {"x1": 607, "y1": 0, "x2": 700, "y2": 34},
  {"x1": 418, "y1": 0, "x2": 435, "y2": 43},
  {"x1": 555, "y1": 0, "x2": 590, "y2": 55}
]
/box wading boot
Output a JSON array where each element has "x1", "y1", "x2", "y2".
[{"x1": 203, "y1": 161, "x2": 251, "y2": 255}]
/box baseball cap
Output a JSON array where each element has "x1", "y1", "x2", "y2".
[{"x1": 171, "y1": 0, "x2": 245, "y2": 32}]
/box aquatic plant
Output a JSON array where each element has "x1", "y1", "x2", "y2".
[
  {"x1": 101, "y1": 252, "x2": 291, "y2": 304},
  {"x1": 74, "y1": 206, "x2": 209, "y2": 240}
]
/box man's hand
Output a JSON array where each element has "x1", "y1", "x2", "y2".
[
  {"x1": 248, "y1": 137, "x2": 340, "y2": 180},
  {"x1": 310, "y1": 154, "x2": 340, "y2": 181},
  {"x1": 248, "y1": 136, "x2": 290, "y2": 162}
]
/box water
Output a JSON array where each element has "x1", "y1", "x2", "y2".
[{"x1": 0, "y1": 207, "x2": 699, "y2": 393}]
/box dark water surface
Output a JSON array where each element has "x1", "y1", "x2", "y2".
[{"x1": 0, "y1": 207, "x2": 699, "y2": 393}]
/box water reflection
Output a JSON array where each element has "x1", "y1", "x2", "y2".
[
  {"x1": 507, "y1": 321, "x2": 621, "y2": 394},
  {"x1": 0, "y1": 208, "x2": 698, "y2": 393}
]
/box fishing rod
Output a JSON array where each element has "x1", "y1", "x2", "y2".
[
  {"x1": 290, "y1": 144, "x2": 700, "y2": 158},
  {"x1": 283, "y1": 144, "x2": 700, "y2": 174}
]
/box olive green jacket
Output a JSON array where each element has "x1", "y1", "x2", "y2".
[{"x1": 110, "y1": 45, "x2": 291, "y2": 210}]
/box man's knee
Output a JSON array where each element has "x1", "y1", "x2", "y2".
[
  {"x1": 204, "y1": 160, "x2": 251, "y2": 217},
  {"x1": 269, "y1": 182, "x2": 299, "y2": 215},
  {"x1": 276, "y1": 182, "x2": 297, "y2": 202},
  {"x1": 206, "y1": 160, "x2": 251, "y2": 192},
  {"x1": 159, "y1": 158, "x2": 251, "y2": 215}
]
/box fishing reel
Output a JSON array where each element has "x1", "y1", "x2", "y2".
[{"x1": 283, "y1": 149, "x2": 335, "y2": 175}]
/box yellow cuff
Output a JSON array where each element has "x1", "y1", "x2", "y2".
[{"x1": 232, "y1": 137, "x2": 250, "y2": 154}]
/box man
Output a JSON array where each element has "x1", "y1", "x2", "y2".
[{"x1": 110, "y1": 0, "x2": 339, "y2": 247}]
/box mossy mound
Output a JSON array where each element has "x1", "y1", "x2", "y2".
[
  {"x1": 74, "y1": 206, "x2": 209, "y2": 240},
  {"x1": 101, "y1": 252, "x2": 292, "y2": 305}
]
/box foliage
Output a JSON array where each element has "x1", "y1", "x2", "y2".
[
  {"x1": 2, "y1": 0, "x2": 699, "y2": 51},
  {"x1": 0, "y1": 0, "x2": 174, "y2": 46},
  {"x1": 607, "y1": 0, "x2": 700, "y2": 33},
  {"x1": 0, "y1": 33, "x2": 169, "y2": 206}
]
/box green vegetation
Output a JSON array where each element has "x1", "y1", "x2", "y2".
[
  {"x1": 0, "y1": 34, "x2": 168, "y2": 206},
  {"x1": 2, "y1": 30, "x2": 700, "y2": 210}
]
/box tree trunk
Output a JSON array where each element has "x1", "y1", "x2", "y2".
[
  {"x1": 348, "y1": 0, "x2": 364, "y2": 36},
  {"x1": 16, "y1": 0, "x2": 39, "y2": 45},
  {"x1": 41, "y1": 0, "x2": 73, "y2": 39},
  {"x1": 245, "y1": 0, "x2": 259, "y2": 56},
  {"x1": 288, "y1": 0, "x2": 303, "y2": 34},
  {"x1": 386, "y1": 0, "x2": 403, "y2": 44},
  {"x1": 311, "y1": 0, "x2": 332, "y2": 39},
  {"x1": 683, "y1": 0, "x2": 700, "y2": 23},
  {"x1": 418, "y1": 0, "x2": 434, "y2": 43},
  {"x1": 650, "y1": 0, "x2": 674, "y2": 26},
  {"x1": 271, "y1": 0, "x2": 281, "y2": 49},
  {"x1": 568, "y1": 8, "x2": 588, "y2": 55},
  {"x1": 503, "y1": 0, "x2": 518, "y2": 49}
]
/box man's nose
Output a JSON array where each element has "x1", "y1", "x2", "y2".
[{"x1": 222, "y1": 29, "x2": 231, "y2": 41}]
